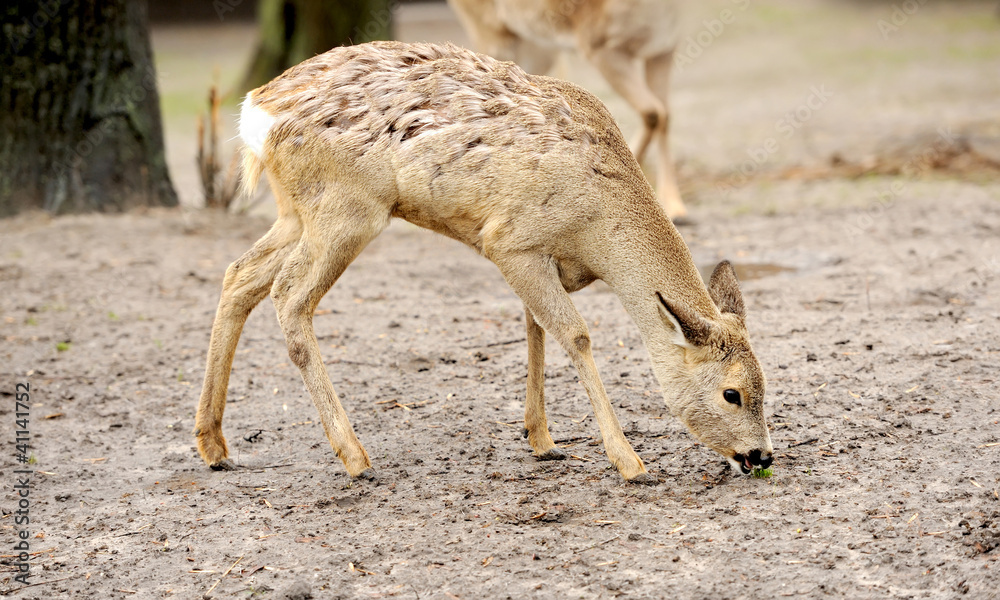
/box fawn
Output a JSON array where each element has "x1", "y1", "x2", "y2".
[{"x1": 193, "y1": 41, "x2": 772, "y2": 483}]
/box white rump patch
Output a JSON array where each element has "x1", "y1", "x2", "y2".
[{"x1": 239, "y1": 94, "x2": 276, "y2": 156}]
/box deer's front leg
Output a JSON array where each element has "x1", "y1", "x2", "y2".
[
  {"x1": 523, "y1": 306, "x2": 566, "y2": 461},
  {"x1": 497, "y1": 253, "x2": 652, "y2": 483}
]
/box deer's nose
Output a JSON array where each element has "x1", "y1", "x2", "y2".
[{"x1": 749, "y1": 449, "x2": 772, "y2": 469}]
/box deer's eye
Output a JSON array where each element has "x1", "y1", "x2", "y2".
[{"x1": 723, "y1": 389, "x2": 742, "y2": 407}]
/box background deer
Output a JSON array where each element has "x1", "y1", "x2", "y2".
[
  {"x1": 193, "y1": 41, "x2": 772, "y2": 483},
  {"x1": 447, "y1": 0, "x2": 687, "y2": 220}
]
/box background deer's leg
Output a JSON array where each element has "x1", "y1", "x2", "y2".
[
  {"x1": 586, "y1": 47, "x2": 663, "y2": 166},
  {"x1": 523, "y1": 305, "x2": 566, "y2": 460},
  {"x1": 496, "y1": 253, "x2": 652, "y2": 482},
  {"x1": 645, "y1": 49, "x2": 686, "y2": 220},
  {"x1": 270, "y1": 205, "x2": 389, "y2": 479},
  {"x1": 450, "y1": 0, "x2": 556, "y2": 75},
  {"x1": 511, "y1": 38, "x2": 558, "y2": 76},
  {"x1": 587, "y1": 46, "x2": 684, "y2": 219},
  {"x1": 195, "y1": 213, "x2": 302, "y2": 469}
]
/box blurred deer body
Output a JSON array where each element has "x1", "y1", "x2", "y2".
[
  {"x1": 448, "y1": 0, "x2": 687, "y2": 219},
  {"x1": 193, "y1": 42, "x2": 771, "y2": 483}
]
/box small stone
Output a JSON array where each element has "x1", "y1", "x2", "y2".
[{"x1": 280, "y1": 579, "x2": 312, "y2": 600}]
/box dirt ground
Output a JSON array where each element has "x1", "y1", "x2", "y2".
[{"x1": 3, "y1": 1, "x2": 1000, "y2": 599}]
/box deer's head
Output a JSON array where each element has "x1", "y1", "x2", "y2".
[{"x1": 654, "y1": 261, "x2": 773, "y2": 473}]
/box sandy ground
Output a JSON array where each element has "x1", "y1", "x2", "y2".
[{"x1": 2, "y1": 1, "x2": 1000, "y2": 598}]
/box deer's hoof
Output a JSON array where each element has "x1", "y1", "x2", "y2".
[
  {"x1": 355, "y1": 468, "x2": 377, "y2": 481},
  {"x1": 209, "y1": 459, "x2": 239, "y2": 471},
  {"x1": 626, "y1": 472, "x2": 659, "y2": 486},
  {"x1": 537, "y1": 447, "x2": 568, "y2": 461}
]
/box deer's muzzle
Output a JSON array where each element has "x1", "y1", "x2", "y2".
[{"x1": 733, "y1": 449, "x2": 772, "y2": 474}]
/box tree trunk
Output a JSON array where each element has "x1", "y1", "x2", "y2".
[
  {"x1": 240, "y1": 0, "x2": 393, "y2": 91},
  {"x1": 0, "y1": 0, "x2": 177, "y2": 216}
]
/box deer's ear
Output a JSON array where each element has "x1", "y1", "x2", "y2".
[
  {"x1": 708, "y1": 260, "x2": 746, "y2": 319},
  {"x1": 656, "y1": 292, "x2": 713, "y2": 348}
]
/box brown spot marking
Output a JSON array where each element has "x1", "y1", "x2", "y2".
[
  {"x1": 287, "y1": 339, "x2": 310, "y2": 369},
  {"x1": 641, "y1": 110, "x2": 661, "y2": 130}
]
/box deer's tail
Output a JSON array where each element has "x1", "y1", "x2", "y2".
[{"x1": 238, "y1": 92, "x2": 275, "y2": 199}]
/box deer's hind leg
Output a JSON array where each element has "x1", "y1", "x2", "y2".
[
  {"x1": 270, "y1": 198, "x2": 390, "y2": 479},
  {"x1": 523, "y1": 305, "x2": 567, "y2": 461},
  {"x1": 195, "y1": 213, "x2": 303, "y2": 469}
]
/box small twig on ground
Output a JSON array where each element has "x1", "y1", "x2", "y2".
[
  {"x1": 574, "y1": 534, "x2": 622, "y2": 554},
  {"x1": 0, "y1": 547, "x2": 55, "y2": 558},
  {"x1": 485, "y1": 338, "x2": 526, "y2": 347},
  {"x1": 325, "y1": 358, "x2": 381, "y2": 367},
  {"x1": 116, "y1": 524, "x2": 154, "y2": 537},
  {"x1": 349, "y1": 562, "x2": 377, "y2": 576},
  {"x1": 554, "y1": 436, "x2": 593, "y2": 445},
  {"x1": 785, "y1": 438, "x2": 819, "y2": 449},
  {"x1": 377, "y1": 399, "x2": 431, "y2": 411},
  {"x1": 0, "y1": 575, "x2": 78, "y2": 595},
  {"x1": 248, "y1": 462, "x2": 295, "y2": 470},
  {"x1": 205, "y1": 555, "x2": 243, "y2": 597}
]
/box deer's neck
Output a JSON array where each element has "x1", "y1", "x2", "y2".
[
  {"x1": 596, "y1": 202, "x2": 718, "y2": 326},
  {"x1": 590, "y1": 200, "x2": 717, "y2": 417}
]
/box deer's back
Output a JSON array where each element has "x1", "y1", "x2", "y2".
[{"x1": 248, "y1": 41, "x2": 652, "y2": 257}]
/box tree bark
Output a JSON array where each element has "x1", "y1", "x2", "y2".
[
  {"x1": 240, "y1": 0, "x2": 393, "y2": 91},
  {"x1": 0, "y1": 0, "x2": 177, "y2": 216}
]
